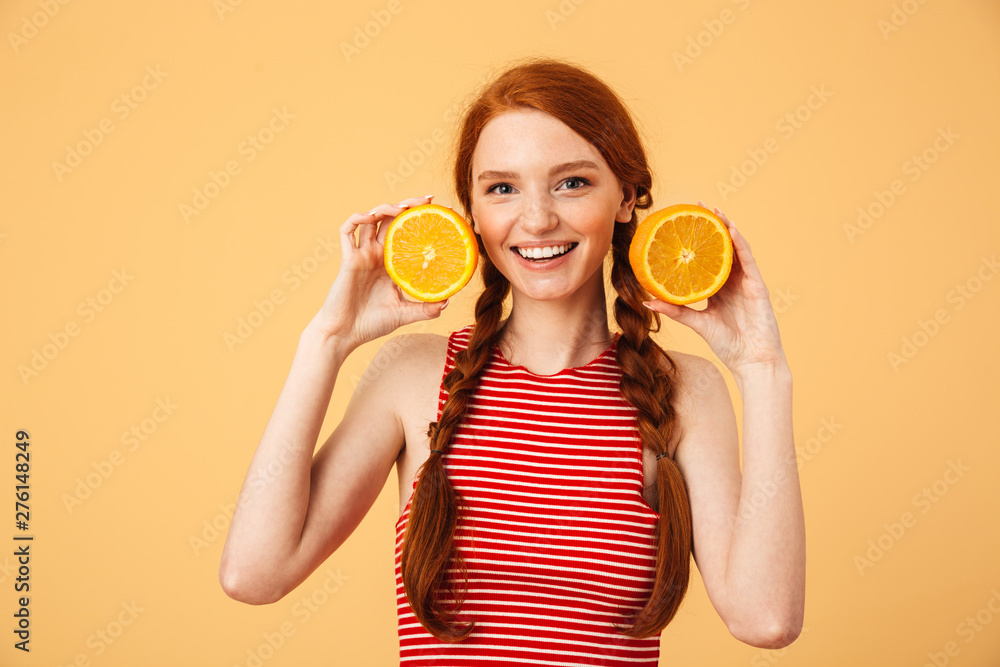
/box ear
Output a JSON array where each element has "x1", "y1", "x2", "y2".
[
  {"x1": 615, "y1": 182, "x2": 637, "y2": 223},
  {"x1": 469, "y1": 201, "x2": 483, "y2": 235}
]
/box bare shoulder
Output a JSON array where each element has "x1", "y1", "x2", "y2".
[
  {"x1": 371, "y1": 332, "x2": 449, "y2": 382},
  {"x1": 364, "y1": 332, "x2": 450, "y2": 420},
  {"x1": 372, "y1": 332, "x2": 451, "y2": 513},
  {"x1": 655, "y1": 349, "x2": 731, "y2": 458},
  {"x1": 364, "y1": 333, "x2": 448, "y2": 382},
  {"x1": 662, "y1": 350, "x2": 727, "y2": 404}
]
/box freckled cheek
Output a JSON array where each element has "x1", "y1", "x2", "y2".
[
  {"x1": 474, "y1": 209, "x2": 517, "y2": 242},
  {"x1": 470, "y1": 219, "x2": 508, "y2": 261}
]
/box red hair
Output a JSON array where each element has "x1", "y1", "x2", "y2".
[{"x1": 400, "y1": 57, "x2": 692, "y2": 641}]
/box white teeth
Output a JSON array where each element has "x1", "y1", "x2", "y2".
[{"x1": 517, "y1": 244, "x2": 572, "y2": 259}]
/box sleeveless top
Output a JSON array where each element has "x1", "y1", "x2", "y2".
[{"x1": 395, "y1": 324, "x2": 662, "y2": 665}]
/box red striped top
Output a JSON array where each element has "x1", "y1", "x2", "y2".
[{"x1": 395, "y1": 324, "x2": 662, "y2": 666}]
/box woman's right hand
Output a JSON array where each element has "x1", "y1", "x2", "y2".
[{"x1": 312, "y1": 194, "x2": 449, "y2": 350}]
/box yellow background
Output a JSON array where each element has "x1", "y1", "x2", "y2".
[{"x1": 2, "y1": 0, "x2": 999, "y2": 665}]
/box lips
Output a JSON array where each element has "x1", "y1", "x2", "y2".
[
  {"x1": 511, "y1": 242, "x2": 578, "y2": 261},
  {"x1": 509, "y1": 242, "x2": 579, "y2": 267}
]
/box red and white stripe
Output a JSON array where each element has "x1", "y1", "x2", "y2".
[{"x1": 396, "y1": 324, "x2": 662, "y2": 666}]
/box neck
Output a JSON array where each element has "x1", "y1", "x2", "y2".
[{"x1": 497, "y1": 282, "x2": 615, "y2": 374}]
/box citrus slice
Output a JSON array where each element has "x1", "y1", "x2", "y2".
[
  {"x1": 383, "y1": 203, "x2": 479, "y2": 302},
  {"x1": 629, "y1": 204, "x2": 734, "y2": 305}
]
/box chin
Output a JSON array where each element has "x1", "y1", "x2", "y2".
[{"x1": 511, "y1": 282, "x2": 578, "y2": 302}]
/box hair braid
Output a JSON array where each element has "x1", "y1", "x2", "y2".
[
  {"x1": 400, "y1": 249, "x2": 510, "y2": 642},
  {"x1": 402, "y1": 55, "x2": 694, "y2": 642},
  {"x1": 610, "y1": 214, "x2": 693, "y2": 637}
]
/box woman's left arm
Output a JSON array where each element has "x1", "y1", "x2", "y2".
[{"x1": 644, "y1": 202, "x2": 805, "y2": 649}]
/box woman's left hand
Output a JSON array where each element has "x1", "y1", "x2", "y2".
[{"x1": 643, "y1": 201, "x2": 787, "y2": 377}]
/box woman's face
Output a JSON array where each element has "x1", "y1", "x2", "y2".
[{"x1": 469, "y1": 108, "x2": 635, "y2": 303}]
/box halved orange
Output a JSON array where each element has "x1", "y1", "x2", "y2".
[
  {"x1": 383, "y1": 204, "x2": 479, "y2": 302},
  {"x1": 629, "y1": 204, "x2": 734, "y2": 305}
]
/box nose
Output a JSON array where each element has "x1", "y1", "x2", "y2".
[{"x1": 518, "y1": 189, "x2": 558, "y2": 235}]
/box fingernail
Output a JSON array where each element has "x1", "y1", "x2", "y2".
[
  {"x1": 424, "y1": 194, "x2": 434, "y2": 199},
  {"x1": 642, "y1": 301, "x2": 654, "y2": 309},
  {"x1": 367, "y1": 209, "x2": 378, "y2": 216},
  {"x1": 441, "y1": 298, "x2": 449, "y2": 307}
]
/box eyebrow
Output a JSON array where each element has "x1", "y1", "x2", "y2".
[{"x1": 476, "y1": 159, "x2": 600, "y2": 182}]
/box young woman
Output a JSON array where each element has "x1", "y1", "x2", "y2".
[{"x1": 219, "y1": 58, "x2": 805, "y2": 665}]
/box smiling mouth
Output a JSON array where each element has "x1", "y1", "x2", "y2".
[{"x1": 512, "y1": 242, "x2": 578, "y2": 262}]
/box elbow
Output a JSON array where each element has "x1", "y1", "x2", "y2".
[
  {"x1": 219, "y1": 562, "x2": 286, "y2": 606},
  {"x1": 728, "y1": 609, "x2": 803, "y2": 649}
]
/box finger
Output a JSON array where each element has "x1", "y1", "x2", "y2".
[
  {"x1": 359, "y1": 217, "x2": 378, "y2": 246},
  {"x1": 707, "y1": 205, "x2": 736, "y2": 232},
  {"x1": 699, "y1": 201, "x2": 737, "y2": 235},
  {"x1": 374, "y1": 204, "x2": 408, "y2": 246},
  {"x1": 371, "y1": 195, "x2": 433, "y2": 221},
  {"x1": 693, "y1": 204, "x2": 762, "y2": 285},
  {"x1": 366, "y1": 202, "x2": 406, "y2": 219},
  {"x1": 728, "y1": 225, "x2": 765, "y2": 282},
  {"x1": 397, "y1": 297, "x2": 450, "y2": 327},
  {"x1": 366, "y1": 196, "x2": 429, "y2": 228},
  {"x1": 341, "y1": 211, "x2": 383, "y2": 250},
  {"x1": 376, "y1": 215, "x2": 392, "y2": 246},
  {"x1": 368, "y1": 195, "x2": 434, "y2": 218},
  {"x1": 360, "y1": 203, "x2": 409, "y2": 250},
  {"x1": 398, "y1": 194, "x2": 435, "y2": 209},
  {"x1": 702, "y1": 204, "x2": 747, "y2": 268},
  {"x1": 373, "y1": 195, "x2": 436, "y2": 245},
  {"x1": 731, "y1": 224, "x2": 749, "y2": 252},
  {"x1": 643, "y1": 298, "x2": 704, "y2": 334}
]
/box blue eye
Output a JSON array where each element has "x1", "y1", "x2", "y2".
[
  {"x1": 486, "y1": 183, "x2": 513, "y2": 195},
  {"x1": 562, "y1": 177, "x2": 590, "y2": 190}
]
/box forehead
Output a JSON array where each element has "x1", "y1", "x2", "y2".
[{"x1": 472, "y1": 108, "x2": 607, "y2": 171}]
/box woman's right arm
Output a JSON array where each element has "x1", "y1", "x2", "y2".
[{"x1": 218, "y1": 195, "x2": 445, "y2": 604}]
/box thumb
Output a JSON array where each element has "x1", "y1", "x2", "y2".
[
  {"x1": 427, "y1": 298, "x2": 449, "y2": 317},
  {"x1": 645, "y1": 300, "x2": 699, "y2": 330},
  {"x1": 401, "y1": 298, "x2": 448, "y2": 326}
]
